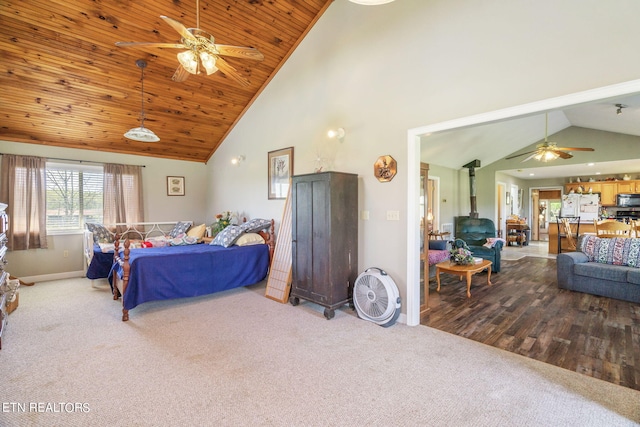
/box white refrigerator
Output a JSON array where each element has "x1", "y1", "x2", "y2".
[{"x1": 560, "y1": 193, "x2": 599, "y2": 221}]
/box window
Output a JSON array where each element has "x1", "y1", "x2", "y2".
[{"x1": 46, "y1": 162, "x2": 103, "y2": 232}]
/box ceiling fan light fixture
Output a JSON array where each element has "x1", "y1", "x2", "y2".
[
  {"x1": 177, "y1": 50, "x2": 199, "y2": 74},
  {"x1": 124, "y1": 59, "x2": 160, "y2": 143},
  {"x1": 533, "y1": 149, "x2": 560, "y2": 162},
  {"x1": 199, "y1": 51, "x2": 218, "y2": 75}
]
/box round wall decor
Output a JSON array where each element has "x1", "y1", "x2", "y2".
[{"x1": 374, "y1": 155, "x2": 397, "y2": 182}]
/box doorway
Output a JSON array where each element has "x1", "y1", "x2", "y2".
[{"x1": 406, "y1": 79, "x2": 640, "y2": 327}]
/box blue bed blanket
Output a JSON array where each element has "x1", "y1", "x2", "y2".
[
  {"x1": 110, "y1": 243, "x2": 270, "y2": 310},
  {"x1": 87, "y1": 244, "x2": 114, "y2": 279}
]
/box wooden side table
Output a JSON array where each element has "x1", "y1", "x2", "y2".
[{"x1": 435, "y1": 260, "x2": 492, "y2": 298}]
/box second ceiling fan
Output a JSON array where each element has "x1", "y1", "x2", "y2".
[
  {"x1": 505, "y1": 113, "x2": 595, "y2": 162},
  {"x1": 115, "y1": 0, "x2": 264, "y2": 86}
]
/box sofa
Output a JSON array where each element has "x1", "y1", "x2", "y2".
[
  {"x1": 556, "y1": 235, "x2": 640, "y2": 303},
  {"x1": 454, "y1": 217, "x2": 504, "y2": 272}
]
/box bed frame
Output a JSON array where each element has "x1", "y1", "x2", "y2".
[
  {"x1": 83, "y1": 221, "x2": 193, "y2": 273},
  {"x1": 112, "y1": 219, "x2": 276, "y2": 321}
]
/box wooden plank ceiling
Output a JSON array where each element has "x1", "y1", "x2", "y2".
[{"x1": 0, "y1": 0, "x2": 332, "y2": 163}]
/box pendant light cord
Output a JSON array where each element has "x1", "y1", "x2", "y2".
[{"x1": 138, "y1": 63, "x2": 147, "y2": 128}]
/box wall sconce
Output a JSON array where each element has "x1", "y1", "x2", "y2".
[
  {"x1": 616, "y1": 103, "x2": 627, "y2": 115},
  {"x1": 231, "y1": 155, "x2": 245, "y2": 165},
  {"x1": 327, "y1": 127, "x2": 346, "y2": 141}
]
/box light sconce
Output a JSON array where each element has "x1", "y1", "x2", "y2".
[
  {"x1": 615, "y1": 103, "x2": 627, "y2": 115},
  {"x1": 231, "y1": 155, "x2": 245, "y2": 165},
  {"x1": 327, "y1": 127, "x2": 346, "y2": 141},
  {"x1": 124, "y1": 59, "x2": 160, "y2": 142}
]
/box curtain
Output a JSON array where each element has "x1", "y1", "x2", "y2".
[
  {"x1": 0, "y1": 154, "x2": 48, "y2": 250},
  {"x1": 103, "y1": 163, "x2": 144, "y2": 232}
]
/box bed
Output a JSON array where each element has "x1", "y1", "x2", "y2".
[
  {"x1": 84, "y1": 221, "x2": 194, "y2": 280},
  {"x1": 110, "y1": 220, "x2": 275, "y2": 321}
]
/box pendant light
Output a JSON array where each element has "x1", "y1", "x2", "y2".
[{"x1": 124, "y1": 59, "x2": 160, "y2": 142}]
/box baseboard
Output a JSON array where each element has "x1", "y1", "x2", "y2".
[{"x1": 18, "y1": 270, "x2": 86, "y2": 284}]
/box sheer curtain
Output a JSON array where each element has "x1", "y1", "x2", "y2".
[
  {"x1": 0, "y1": 154, "x2": 48, "y2": 250},
  {"x1": 103, "y1": 163, "x2": 144, "y2": 229}
]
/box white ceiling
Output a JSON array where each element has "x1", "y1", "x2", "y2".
[{"x1": 421, "y1": 93, "x2": 640, "y2": 180}]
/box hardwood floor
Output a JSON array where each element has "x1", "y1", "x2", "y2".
[{"x1": 421, "y1": 256, "x2": 640, "y2": 391}]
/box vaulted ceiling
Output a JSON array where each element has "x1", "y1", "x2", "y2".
[{"x1": 0, "y1": 0, "x2": 332, "y2": 163}]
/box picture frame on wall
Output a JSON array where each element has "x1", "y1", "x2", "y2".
[
  {"x1": 268, "y1": 147, "x2": 294, "y2": 200},
  {"x1": 167, "y1": 176, "x2": 185, "y2": 196}
]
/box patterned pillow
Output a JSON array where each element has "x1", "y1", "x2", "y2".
[
  {"x1": 239, "y1": 218, "x2": 272, "y2": 233},
  {"x1": 169, "y1": 221, "x2": 191, "y2": 238},
  {"x1": 85, "y1": 223, "x2": 114, "y2": 244},
  {"x1": 168, "y1": 235, "x2": 199, "y2": 246},
  {"x1": 580, "y1": 235, "x2": 640, "y2": 267},
  {"x1": 211, "y1": 225, "x2": 244, "y2": 248}
]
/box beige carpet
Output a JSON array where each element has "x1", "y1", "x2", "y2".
[{"x1": 3, "y1": 278, "x2": 639, "y2": 426}]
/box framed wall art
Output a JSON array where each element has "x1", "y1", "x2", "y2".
[
  {"x1": 167, "y1": 176, "x2": 185, "y2": 196},
  {"x1": 268, "y1": 147, "x2": 294, "y2": 199}
]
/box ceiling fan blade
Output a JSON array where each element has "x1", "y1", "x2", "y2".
[
  {"x1": 161, "y1": 16, "x2": 197, "y2": 42},
  {"x1": 115, "y1": 41, "x2": 186, "y2": 48},
  {"x1": 171, "y1": 65, "x2": 190, "y2": 82},
  {"x1": 505, "y1": 150, "x2": 537, "y2": 160},
  {"x1": 556, "y1": 151, "x2": 573, "y2": 159},
  {"x1": 215, "y1": 57, "x2": 251, "y2": 87},
  {"x1": 214, "y1": 44, "x2": 264, "y2": 61},
  {"x1": 520, "y1": 152, "x2": 541, "y2": 162},
  {"x1": 554, "y1": 147, "x2": 595, "y2": 152}
]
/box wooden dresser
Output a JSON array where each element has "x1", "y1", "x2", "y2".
[
  {"x1": 0, "y1": 203, "x2": 9, "y2": 349},
  {"x1": 289, "y1": 172, "x2": 358, "y2": 320}
]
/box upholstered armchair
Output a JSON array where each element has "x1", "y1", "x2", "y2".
[{"x1": 454, "y1": 217, "x2": 504, "y2": 272}]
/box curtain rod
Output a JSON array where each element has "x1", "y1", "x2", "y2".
[{"x1": 0, "y1": 153, "x2": 145, "y2": 168}]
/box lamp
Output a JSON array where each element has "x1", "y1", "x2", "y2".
[
  {"x1": 616, "y1": 103, "x2": 627, "y2": 115},
  {"x1": 327, "y1": 128, "x2": 346, "y2": 140},
  {"x1": 231, "y1": 155, "x2": 245, "y2": 165},
  {"x1": 124, "y1": 59, "x2": 160, "y2": 142}
]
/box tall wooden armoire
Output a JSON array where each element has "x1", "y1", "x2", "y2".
[{"x1": 289, "y1": 171, "x2": 358, "y2": 319}]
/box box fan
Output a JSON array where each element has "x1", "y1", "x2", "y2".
[{"x1": 353, "y1": 267, "x2": 401, "y2": 327}]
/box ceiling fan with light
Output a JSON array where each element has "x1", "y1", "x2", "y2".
[
  {"x1": 505, "y1": 113, "x2": 595, "y2": 162},
  {"x1": 115, "y1": 0, "x2": 264, "y2": 86}
]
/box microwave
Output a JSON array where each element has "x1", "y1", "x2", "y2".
[{"x1": 616, "y1": 193, "x2": 640, "y2": 208}]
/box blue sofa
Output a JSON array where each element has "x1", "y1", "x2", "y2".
[
  {"x1": 454, "y1": 217, "x2": 503, "y2": 272},
  {"x1": 556, "y1": 237, "x2": 640, "y2": 303}
]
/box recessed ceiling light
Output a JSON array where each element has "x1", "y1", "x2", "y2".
[
  {"x1": 595, "y1": 172, "x2": 601, "y2": 175},
  {"x1": 587, "y1": 163, "x2": 595, "y2": 166},
  {"x1": 529, "y1": 173, "x2": 535, "y2": 176}
]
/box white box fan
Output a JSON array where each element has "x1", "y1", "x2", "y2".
[{"x1": 353, "y1": 267, "x2": 401, "y2": 327}]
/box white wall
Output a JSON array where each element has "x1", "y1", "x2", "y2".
[
  {"x1": 206, "y1": 0, "x2": 640, "y2": 321},
  {"x1": 0, "y1": 141, "x2": 208, "y2": 278}
]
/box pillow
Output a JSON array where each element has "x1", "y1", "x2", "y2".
[
  {"x1": 581, "y1": 235, "x2": 640, "y2": 267},
  {"x1": 428, "y1": 240, "x2": 448, "y2": 251},
  {"x1": 211, "y1": 225, "x2": 244, "y2": 248},
  {"x1": 86, "y1": 223, "x2": 114, "y2": 244},
  {"x1": 239, "y1": 218, "x2": 272, "y2": 233},
  {"x1": 168, "y1": 235, "x2": 199, "y2": 246},
  {"x1": 169, "y1": 221, "x2": 191, "y2": 238},
  {"x1": 235, "y1": 233, "x2": 265, "y2": 246},
  {"x1": 186, "y1": 223, "x2": 206, "y2": 239}
]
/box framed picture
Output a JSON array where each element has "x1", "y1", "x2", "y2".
[
  {"x1": 167, "y1": 176, "x2": 185, "y2": 196},
  {"x1": 268, "y1": 147, "x2": 294, "y2": 199}
]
